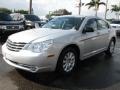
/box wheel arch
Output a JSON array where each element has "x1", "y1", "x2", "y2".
[
  {"x1": 55, "y1": 44, "x2": 81, "y2": 72},
  {"x1": 58, "y1": 44, "x2": 80, "y2": 61},
  {"x1": 60, "y1": 44, "x2": 80, "y2": 56}
]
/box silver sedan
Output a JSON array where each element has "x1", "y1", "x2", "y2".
[{"x1": 2, "y1": 16, "x2": 116, "y2": 74}]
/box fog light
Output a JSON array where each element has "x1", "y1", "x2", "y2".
[{"x1": 30, "y1": 67, "x2": 38, "y2": 71}]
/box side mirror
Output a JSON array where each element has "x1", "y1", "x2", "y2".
[
  {"x1": 75, "y1": 25, "x2": 80, "y2": 30},
  {"x1": 83, "y1": 26, "x2": 94, "y2": 33}
]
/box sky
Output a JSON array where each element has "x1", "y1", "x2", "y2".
[{"x1": 0, "y1": 0, "x2": 119, "y2": 19}]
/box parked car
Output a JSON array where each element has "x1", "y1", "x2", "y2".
[
  {"x1": 40, "y1": 19, "x2": 48, "y2": 26},
  {"x1": 0, "y1": 13, "x2": 24, "y2": 41},
  {"x1": 11, "y1": 14, "x2": 41, "y2": 29},
  {"x1": 2, "y1": 16, "x2": 116, "y2": 74},
  {"x1": 110, "y1": 20, "x2": 120, "y2": 35}
]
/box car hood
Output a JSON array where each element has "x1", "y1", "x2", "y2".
[{"x1": 8, "y1": 28, "x2": 75, "y2": 43}]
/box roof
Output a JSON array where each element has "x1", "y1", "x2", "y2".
[{"x1": 52, "y1": 15, "x2": 100, "y2": 19}]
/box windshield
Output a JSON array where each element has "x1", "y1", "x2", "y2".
[
  {"x1": 111, "y1": 21, "x2": 120, "y2": 24},
  {"x1": 25, "y1": 15, "x2": 40, "y2": 21},
  {"x1": 42, "y1": 17, "x2": 84, "y2": 30},
  {"x1": 0, "y1": 13, "x2": 13, "y2": 21}
]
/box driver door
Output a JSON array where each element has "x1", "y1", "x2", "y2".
[{"x1": 82, "y1": 18, "x2": 98, "y2": 58}]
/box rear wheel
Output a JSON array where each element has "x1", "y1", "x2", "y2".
[
  {"x1": 56, "y1": 48, "x2": 79, "y2": 75},
  {"x1": 105, "y1": 39, "x2": 115, "y2": 56}
]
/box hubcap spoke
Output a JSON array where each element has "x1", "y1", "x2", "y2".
[{"x1": 62, "y1": 52, "x2": 76, "y2": 72}]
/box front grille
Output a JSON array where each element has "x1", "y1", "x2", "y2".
[
  {"x1": 6, "y1": 39, "x2": 26, "y2": 52},
  {"x1": 6, "y1": 25, "x2": 19, "y2": 30}
]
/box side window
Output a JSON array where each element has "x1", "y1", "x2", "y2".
[
  {"x1": 75, "y1": 17, "x2": 84, "y2": 30},
  {"x1": 85, "y1": 19, "x2": 97, "y2": 30},
  {"x1": 97, "y1": 19, "x2": 109, "y2": 30}
]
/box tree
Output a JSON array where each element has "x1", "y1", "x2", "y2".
[
  {"x1": 86, "y1": 0, "x2": 105, "y2": 16},
  {"x1": 14, "y1": 10, "x2": 29, "y2": 14},
  {"x1": 46, "y1": 12, "x2": 52, "y2": 19},
  {"x1": 0, "y1": 8, "x2": 12, "y2": 14},
  {"x1": 46, "y1": 9, "x2": 72, "y2": 19},
  {"x1": 52, "y1": 9, "x2": 72, "y2": 16},
  {"x1": 111, "y1": 5, "x2": 120, "y2": 19}
]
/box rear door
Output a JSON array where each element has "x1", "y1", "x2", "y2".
[{"x1": 82, "y1": 18, "x2": 98, "y2": 58}]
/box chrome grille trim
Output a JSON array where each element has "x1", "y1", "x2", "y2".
[
  {"x1": 6, "y1": 39, "x2": 26, "y2": 52},
  {"x1": 6, "y1": 25, "x2": 19, "y2": 30}
]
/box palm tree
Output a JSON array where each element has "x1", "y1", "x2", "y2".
[
  {"x1": 86, "y1": 0, "x2": 106, "y2": 16},
  {"x1": 111, "y1": 5, "x2": 120, "y2": 19}
]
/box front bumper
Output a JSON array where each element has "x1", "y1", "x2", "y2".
[{"x1": 2, "y1": 44, "x2": 58, "y2": 73}]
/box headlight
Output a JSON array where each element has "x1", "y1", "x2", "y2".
[
  {"x1": 0, "y1": 25, "x2": 7, "y2": 29},
  {"x1": 26, "y1": 20, "x2": 34, "y2": 26},
  {"x1": 25, "y1": 40, "x2": 53, "y2": 53},
  {"x1": 19, "y1": 25, "x2": 24, "y2": 29}
]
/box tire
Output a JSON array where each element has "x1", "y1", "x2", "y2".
[
  {"x1": 26, "y1": 27, "x2": 32, "y2": 30},
  {"x1": 105, "y1": 39, "x2": 115, "y2": 56},
  {"x1": 56, "y1": 47, "x2": 79, "y2": 75}
]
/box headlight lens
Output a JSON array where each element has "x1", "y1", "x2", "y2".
[
  {"x1": 19, "y1": 25, "x2": 24, "y2": 29},
  {"x1": 26, "y1": 20, "x2": 34, "y2": 26},
  {"x1": 0, "y1": 25, "x2": 7, "y2": 29},
  {"x1": 25, "y1": 40, "x2": 53, "y2": 53}
]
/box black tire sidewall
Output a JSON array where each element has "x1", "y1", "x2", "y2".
[
  {"x1": 106, "y1": 40, "x2": 115, "y2": 56},
  {"x1": 56, "y1": 48, "x2": 78, "y2": 74},
  {"x1": 27, "y1": 27, "x2": 31, "y2": 30}
]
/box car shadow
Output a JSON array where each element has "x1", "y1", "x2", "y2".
[{"x1": 14, "y1": 53, "x2": 118, "y2": 90}]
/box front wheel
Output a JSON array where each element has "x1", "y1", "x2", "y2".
[
  {"x1": 26, "y1": 26, "x2": 32, "y2": 30},
  {"x1": 56, "y1": 48, "x2": 79, "y2": 75},
  {"x1": 105, "y1": 39, "x2": 115, "y2": 56}
]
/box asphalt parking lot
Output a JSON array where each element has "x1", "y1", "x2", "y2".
[{"x1": 1, "y1": 37, "x2": 120, "y2": 90}]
